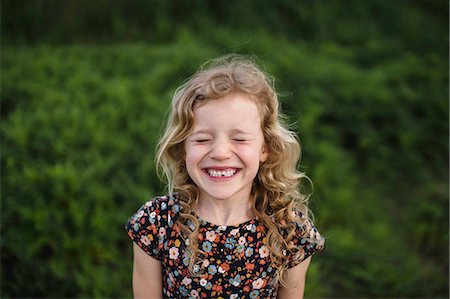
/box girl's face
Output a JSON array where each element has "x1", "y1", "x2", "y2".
[{"x1": 185, "y1": 92, "x2": 269, "y2": 204}]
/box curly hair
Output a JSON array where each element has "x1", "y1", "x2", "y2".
[{"x1": 155, "y1": 54, "x2": 323, "y2": 286}]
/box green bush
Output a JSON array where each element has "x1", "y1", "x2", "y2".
[
  {"x1": 1, "y1": 1, "x2": 448, "y2": 297},
  {"x1": 1, "y1": 42, "x2": 217, "y2": 297}
]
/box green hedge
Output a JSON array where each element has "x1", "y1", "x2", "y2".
[{"x1": 1, "y1": 2, "x2": 448, "y2": 297}]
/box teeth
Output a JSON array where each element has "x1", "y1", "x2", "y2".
[{"x1": 207, "y1": 169, "x2": 237, "y2": 178}]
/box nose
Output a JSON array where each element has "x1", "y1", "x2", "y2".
[{"x1": 209, "y1": 137, "x2": 232, "y2": 160}]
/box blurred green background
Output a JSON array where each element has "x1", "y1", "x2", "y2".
[{"x1": 1, "y1": 0, "x2": 448, "y2": 298}]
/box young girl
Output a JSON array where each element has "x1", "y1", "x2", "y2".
[{"x1": 126, "y1": 55, "x2": 324, "y2": 299}]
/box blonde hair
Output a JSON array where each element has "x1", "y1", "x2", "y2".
[{"x1": 156, "y1": 54, "x2": 321, "y2": 286}]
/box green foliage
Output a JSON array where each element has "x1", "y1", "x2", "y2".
[
  {"x1": 1, "y1": 43, "x2": 216, "y2": 297},
  {"x1": 1, "y1": 1, "x2": 448, "y2": 298}
]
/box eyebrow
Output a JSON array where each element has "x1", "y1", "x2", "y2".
[
  {"x1": 190, "y1": 129, "x2": 212, "y2": 136},
  {"x1": 230, "y1": 129, "x2": 252, "y2": 135},
  {"x1": 190, "y1": 128, "x2": 253, "y2": 136}
]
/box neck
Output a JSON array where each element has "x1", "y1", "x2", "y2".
[{"x1": 194, "y1": 194, "x2": 255, "y2": 226}]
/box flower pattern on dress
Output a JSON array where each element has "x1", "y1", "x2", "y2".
[{"x1": 126, "y1": 194, "x2": 324, "y2": 299}]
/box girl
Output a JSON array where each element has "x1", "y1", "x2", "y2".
[{"x1": 126, "y1": 54, "x2": 324, "y2": 299}]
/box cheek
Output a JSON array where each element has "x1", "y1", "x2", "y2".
[
  {"x1": 184, "y1": 148, "x2": 195, "y2": 168},
  {"x1": 240, "y1": 148, "x2": 264, "y2": 168},
  {"x1": 185, "y1": 146, "x2": 203, "y2": 171},
  {"x1": 184, "y1": 156, "x2": 197, "y2": 182},
  {"x1": 243, "y1": 143, "x2": 268, "y2": 162}
]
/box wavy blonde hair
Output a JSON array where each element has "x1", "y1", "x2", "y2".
[{"x1": 156, "y1": 54, "x2": 321, "y2": 286}]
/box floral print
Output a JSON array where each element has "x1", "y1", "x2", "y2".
[{"x1": 126, "y1": 194, "x2": 324, "y2": 299}]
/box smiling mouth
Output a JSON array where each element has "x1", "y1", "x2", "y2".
[{"x1": 204, "y1": 168, "x2": 239, "y2": 178}]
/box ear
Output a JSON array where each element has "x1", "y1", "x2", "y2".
[{"x1": 260, "y1": 143, "x2": 269, "y2": 163}]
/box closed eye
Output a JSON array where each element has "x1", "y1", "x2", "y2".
[{"x1": 195, "y1": 139, "x2": 211, "y2": 143}]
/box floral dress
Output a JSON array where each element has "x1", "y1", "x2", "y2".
[{"x1": 125, "y1": 194, "x2": 324, "y2": 299}]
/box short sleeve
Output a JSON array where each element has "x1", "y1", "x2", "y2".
[
  {"x1": 125, "y1": 196, "x2": 170, "y2": 261},
  {"x1": 287, "y1": 217, "x2": 325, "y2": 268}
]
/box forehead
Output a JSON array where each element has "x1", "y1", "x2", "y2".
[{"x1": 192, "y1": 92, "x2": 263, "y2": 131}]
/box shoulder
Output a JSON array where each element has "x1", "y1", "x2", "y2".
[
  {"x1": 287, "y1": 213, "x2": 325, "y2": 268},
  {"x1": 296, "y1": 212, "x2": 324, "y2": 242},
  {"x1": 127, "y1": 194, "x2": 181, "y2": 227},
  {"x1": 125, "y1": 194, "x2": 181, "y2": 259}
]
